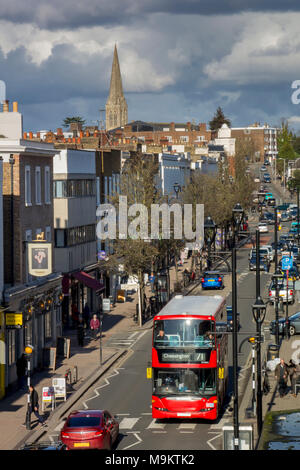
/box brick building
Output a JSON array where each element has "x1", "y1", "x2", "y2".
[
  {"x1": 0, "y1": 101, "x2": 63, "y2": 394},
  {"x1": 231, "y1": 123, "x2": 278, "y2": 163}
]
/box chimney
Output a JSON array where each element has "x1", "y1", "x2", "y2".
[
  {"x1": 12, "y1": 101, "x2": 18, "y2": 112},
  {"x1": 29, "y1": 131, "x2": 33, "y2": 139},
  {"x1": 3, "y1": 100, "x2": 9, "y2": 112},
  {"x1": 36, "y1": 132, "x2": 40, "y2": 139},
  {"x1": 187, "y1": 122, "x2": 191, "y2": 131},
  {"x1": 23, "y1": 132, "x2": 28, "y2": 139}
]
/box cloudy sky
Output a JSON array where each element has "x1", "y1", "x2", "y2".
[{"x1": 1, "y1": 0, "x2": 300, "y2": 132}]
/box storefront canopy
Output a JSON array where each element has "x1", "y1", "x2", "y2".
[{"x1": 72, "y1": 271, "x2": 105, "y2": 293}]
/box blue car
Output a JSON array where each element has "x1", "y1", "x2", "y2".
[
  {"x1": 201, "y1": 271, "x2": 224, "y2": 289},
  {"x1": 249, "y1": 255, "x2": 270, "y2": 272},
  {"x1": 226, "y1": 306, "x2": 240, "y2": 332}
]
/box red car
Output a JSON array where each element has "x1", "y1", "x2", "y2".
[{"x1": 60, "y1": 410, "x2": 119, "y2": 450}]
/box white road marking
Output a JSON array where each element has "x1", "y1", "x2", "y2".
[
  {"x1": 177, "y1": 423, "x2": 197, "y2": 430},
  {"x1": 122, "y1": 432, "x2": 142, "y2": 450},
  {"x1": 119, "y1": 417, "x2": 140, "y2": 429},
  {"x1": 54, "y1": 422, "x2": 65, "y2": 432},
  {"x1": 146, "y1": 419, "x2": 166, "y2": 430},
  {"x1": 128, "y1": 331, "x2": 139, "y2": 339},
  {"x1": 207, "y1": 431, "x2": 222, "y2": 450}
]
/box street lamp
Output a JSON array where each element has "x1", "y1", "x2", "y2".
[
  {"x1": 204, "y1": 216, "x2": 216, "y2": 270},
  {"x1": 173, "y1": 182, "x2": 181, "y2": 200},
  {"x1": 231, "y1": 203, "x2": 244, "y2": 451},
  {"x1": 232, "y1": 203, "x2": 244, "y2": 246},
  {"x1": 272, "y1": 269, "x2": 284, "y2": 347},
  {"x1": 24, "y1": 345, "x2": 34, "y2": 430},
  {"x1": 252, "y1": 296, "x2": 267, "y2": 438}
]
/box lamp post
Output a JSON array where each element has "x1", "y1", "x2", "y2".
[
  {"x1": 24, "y1": 345, "x2": 34, "y2": 430},
  {"x1": 204, "y1": 216, "x2": 216, "y2": 271},
  {"x1": 231, "y1": 203, "x2": 244, "y2": 450},
  {"x1": 252, "y1": 297, "x2": 267, "y2": 437},
  {"x1": 99, "y1": 313, "x2": 104, "y2": 365},
  {"x1": 272, "y1": 269, "x2": 284, "y2": 347},
  {"x1": 173, "y1": 182, "x2": 181, "y2": 200},
  {"x1": 232, "y1": 203, "x2": 244, "y2": 247}
]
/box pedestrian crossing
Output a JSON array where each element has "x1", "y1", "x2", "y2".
[
  {"x1": 49, "y1": 413, "x2": 215, "y2": 440},
  {"x1": 104, "y1": 330, "x2": 147, "y2": 349}
]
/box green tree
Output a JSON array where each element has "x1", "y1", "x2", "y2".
[
  {"x1": 209, "y1": 106, "x2": 231, "y2": 131},
  {"x1": 62, "y1": 116, "x2": 86, "y2": 128},
  {"x1": 277, "y1": 120, "x2": 296, "y2": 161},
  {"x1": 106, "y1": 152, "x2": 161, "y2": 325}
]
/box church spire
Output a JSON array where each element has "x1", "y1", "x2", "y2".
[{"x1": 105, "y1": 45, "x2": 128, "y2": 130}]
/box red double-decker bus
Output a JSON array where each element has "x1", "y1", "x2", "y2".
[{"x1": 152, "y1": 295, "x2": 228, "y2": 420}]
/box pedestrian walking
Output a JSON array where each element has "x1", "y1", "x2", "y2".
[
  {"x1": 16, "y1": 353, "x2": 27, "y2": 390},
  {"x1": 287, "y1": 359, "x2": 300, "y2": 397},
  {"x1": 90, "y1": 314, "x2": 100, "y2": 340},
  {"x1": 28, "y1": 385, "x2": 47, "y2": 427},
  {"x1": 71, "y1": 304, "x2": 79, "y2": 328},
  {"x1": 275, "y1": 358, "x2": 289, "y2": 397},
  {"x1": 77, "y1": 319, "x2": 85, "y2": 347},
  {"x1": 83, "y1": 303, "x2": 90, "y2": 329}
]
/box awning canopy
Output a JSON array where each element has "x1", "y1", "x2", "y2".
[{"x1": 72, "y1": 271, "x2": 105, "y2": 293}]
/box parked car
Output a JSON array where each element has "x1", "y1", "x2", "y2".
[
  {"x1": 260, "y1": 212, "x2": 275, "y2": 224},
  {"x1": 60, "y1": 410, "x2": 119, "y2": 450},
  {"x1": 270, "y1": 311, "x2": 300, "y2": 336},
  {"x1": 268, "y1": 278, "x2": 295, "y2": 304},
  {"x1": 263, "y1": 174, "x2": 271, "y2": 183},
  {"x1": 249, "y1": 255, "x2": 270, "y2": 272},
  {"x1": 289, "y1": 208, "x2": 298, "y2": 220},
  {"x1": 261, "y1": 244, "x2": 275, "y2": 262},
  {"x1": 280, "y1": 212, "x2": 290, "y2": 222},
  {"x1": 226, "y1": 306, "x2": 240, "y2": 332},
  {"x1": 201, "y1": 271, "x2": 224, "y2": 289},
  {"x1": 264, "y1": 160, "x2": 270, "y2": 166},
  {"x1": 258, "y1": 222, "x2": 268, "y2": 233},
  {"x1": 260, "y1": 165, "x2": 267, "y2": 172},
  {"x1": 267, "y1": 198, "x2": 276, "y2": 207}
]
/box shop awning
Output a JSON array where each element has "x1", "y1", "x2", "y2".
[{"x1": 72, "y1": 271, "x2": 105, "y2": 293}]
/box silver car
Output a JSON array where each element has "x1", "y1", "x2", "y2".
[{"x1": 268, "y1": 279, "x2": 295, "y2": 304}]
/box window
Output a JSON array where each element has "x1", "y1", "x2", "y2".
[
  {"x1": 53, "y1": 180, "x2": 95, "y2": 198},
  {"x1": 25, "y1": 230, "x2": 32, "y2": 242},
  {"x1": 35, "y1": 167, "x2": 41, "y2": 204},
  {"x1": 44, "y1": 311, "x2": 51, "y2": 341},
  {"x1": 45, "y1": 226, "x2": 51, "y2": 242},
  {"x1": 45, "y1": 166, "x2": 51, "y2": 204},
  {"x1": 8, "y1": 330, "x2": 16, "y2": 366},
  {"x1": 55, "y1": 229, "x2": 66, "y2": 247},
  {"x1": 25, "y1": 165, "x2": 31, "y2": 206}
]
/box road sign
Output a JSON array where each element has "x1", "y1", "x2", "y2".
[{"x1": 281, "y1": 256, "x2": 293, "y2": 271}]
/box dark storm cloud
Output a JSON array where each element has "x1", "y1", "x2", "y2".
[
  {"x1": 1, "y1": 0, "x2": 300, "y2": 30},
  {"x1": 0, "y1": 44, "x2": 110, "y2": 105}
]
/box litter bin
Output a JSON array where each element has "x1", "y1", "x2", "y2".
[{"x1": 267, "y1": 344, "x2": 280, "y2": 361}]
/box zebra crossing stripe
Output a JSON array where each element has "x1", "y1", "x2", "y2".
[
  {"x1": 119, "y1": 417, "x2": 140, "y2": 429},
  {"x1": 146, "y1": 419, "x2": 166, "y2": 430},
  {"x1": 177, "y1": 423, "x2": 197, "y2": 430}
]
